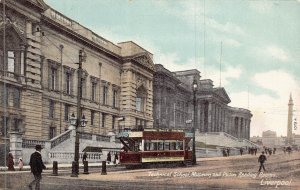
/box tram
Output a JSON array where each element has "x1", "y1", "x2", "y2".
[{"x1": 117, "y1": 128, "x2": 193, "y2": 167}]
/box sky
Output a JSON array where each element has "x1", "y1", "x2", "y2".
[{"x1": 44, "y1": 0, "x2": 300, "y2": 137}]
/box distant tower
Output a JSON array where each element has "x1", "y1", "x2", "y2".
[{"x1": 287, "y1": 93, "x2": 293, "y2": 144}]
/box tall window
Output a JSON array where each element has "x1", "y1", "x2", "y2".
[
  {"x1": 66, "y1": 72, "x2": 71, "y2": 94},
  {"x1": 136, "y1": 97, "x2": 142, "y2": 111},
  {"x1": 49, "y1": 99, "x2": 55, "y2": 119},
  {"x1": 101, "y1": 113, "x2": 105, "y2": 128},
  {"x1": 113, "y1": 89, "x2": 117, "y2": 108},
  {"x1": 13, "y1": 88, "x2": 20, "y2": 108},
  {"x1": 112, "y1": 116, "x2": 115, "y2": 129},
  {"x1": 102, "y1": 86, "x2": 108, "y2": 105},
  {"x1": 7, "y1": 51, "x2": 15, "y2": 74},
  {"x1": 136, "y1": 86, "x2": 146, "y2": 112},
  {"x1": 64, "y1": 104, "x2": 70, "y2": 121},
  {"x1": 49, "y1": 67, "x2": 57, "y2": 90},
  {"x1": 49, "y1": 127, "x2": 56, "y2": 139},
  {"x1": 91, "y1": 110, "x2": 95, "y2": 126},
  {"x1": 91, "y1": 82, "x2": 97, "y2": 101}
]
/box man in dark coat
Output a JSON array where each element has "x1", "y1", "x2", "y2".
[
  {"x1": 29, "y1": 145, "x2": 46, "y2": 190},
  {"x1": 258, "y1": 151, "x2": 267, "y2": 172}
]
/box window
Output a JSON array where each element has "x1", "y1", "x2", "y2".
[
  {"x1": 91, "y1": 82, "x2": 96, "y2": 101},
  {"x1": 112, "y1": 116, "x2": 115, "y2": 129},
  {"x1": 136, "y1": 97, "x2": 142, "y2": 111},
  {"x1": 113, "y1": 89, "x2": 117, "y2": 108},
  {"x1": 66, "y1": 72, "x2": 71, "y2": 94},
  {"x1": 64, "y1": 104, "x2": 70, "y2": 121},
  {"x1": 13, "y1": 119, "x2": 20, "y2": 132},
  {"x1": 13, "y1": 88, "x2": 20, "y2": 108},
  {"x1": 49, "y1": 100, "x2": 55, "y2": 119},
  {"x1": 20, "y1": 52, "x2": 24, "y2": 75},
  {"x1": 49, "y1": 127, "x2": 56, "y2": 139},
  {"x1": 91, "y1": 110, "x2": 95, "y2": 126},
  {"x1": 7, "y1": 51, "x2": 15, "y2": 74},
  {"x1": 101, "y1": 113, "x2": 106, "y2": 128},
  {"x1": 0, "y1": 117, "x2": 9, "y2": 136},
  {"x1": 102, "y1": 86, "x2": 108, "y2": 105},
  {"x1": 49, "y1": 67, "x2": 57, "y2": 90}
]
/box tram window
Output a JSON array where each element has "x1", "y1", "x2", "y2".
[
  {"x1": 165, "y1": 142, "x2": 170, "y2": 150},
  {"x1": 170, "y1": 142, "x2": 176, "y2": 150},
  {"x1": 152, "y1": 142, "x2": 158, "y2": 150},
  {"x1": 176, "y1": 141, "x2": 183, "y2": 150},
  {"x1": 144, "y1": 141, "x2": 150, "y2": 151},
  {"x1": 158, "y1": 142, "x2": 164, "y2": 150}
]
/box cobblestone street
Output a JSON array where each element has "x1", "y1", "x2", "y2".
[{"x1": 1, "y1": 152, "x2": 299, "y2": 190}]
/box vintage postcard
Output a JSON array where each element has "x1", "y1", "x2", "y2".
[{"x1": 0, "y1": 0, "x2": 299, "y2": 189}]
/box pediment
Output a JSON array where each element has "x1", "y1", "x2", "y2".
[
  {"x1": 0, "y1": 22, "x2": 26, "y2": 45},
  {"x1": 132, "y1": 53, "x2": 155, "y2": 71},
  {"x1": 214, "y1": 87, "x2": 231, "y2": 104}
]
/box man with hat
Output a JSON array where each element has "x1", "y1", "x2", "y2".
[{"x1": 28, "y1": 145, "x2": 46, "y2": 190}]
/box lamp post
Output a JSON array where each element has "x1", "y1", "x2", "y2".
[
  {"x1": 192, "y1": 78, "x2": 198, "y2": 165},
  {"x1": 70, "y1": 49, "x2": 87, "y2": 177}
]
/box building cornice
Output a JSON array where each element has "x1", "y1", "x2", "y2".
[{"x1": 41, "y1": 15, "x2": 122, "y2": 63}]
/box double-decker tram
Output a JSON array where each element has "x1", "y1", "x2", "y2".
[{"x1": 117, "y1": 128, "x2": 193, "y2": 168}]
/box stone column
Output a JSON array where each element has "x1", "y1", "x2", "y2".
[
  {"x1": 216, "y1": 104, "x2": 220, "y2": 132},
  {"x1": 9, "y1": 131, "x2": 23, "y2": 165},
  {"x1": 208, "y1": 102, "x2": 212, "y2": 132},
  {"x1": 212, "y1": 103, "x2": 216, "y2": 132},
  {"x1": 237, "y1": 117, "x2": 241, "y2": 139}
]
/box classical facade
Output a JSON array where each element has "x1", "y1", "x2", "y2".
[
  {"x1": 0, "y1": 0, "x2": 154, "y2": 143},
  {"x1": 153, "y1": 64, "x2": 252, "y2": 140}
]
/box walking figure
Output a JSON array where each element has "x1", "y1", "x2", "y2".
[
  {"x1": 240, "y1": 148, "x2": 243, "y2": 156},
  {"x1": 18, "y1": 158, "x2": 24, "y2": 171},
  {"x1": 113, "y1": 153, "x2": 118, "y2": 165},
  {"x1": 107, "y1": 151, "x2": 111, "y2": 164},
  {"x1": 29, "y1": 145, "x2": 46, "y2": 190},
  {"x1": 227, "y1": 148, "x2": 230, "y2": 157},
  {"x1": 7, "y1": 153, "x2": 15, "y2": 171},
  {"x1": 82, "y1": 151, "x2": 87, "y2": 164},
  {"x1": 258, "y1": 151, "x2": 267, "y2": 172}
]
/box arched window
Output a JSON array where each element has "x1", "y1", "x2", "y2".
[
  {"x1": 0, "y1": 24, "x2": 26, "y2": 77},
  {"x1": 136, "y1": 85, "x2": 147, "y2": 112}
]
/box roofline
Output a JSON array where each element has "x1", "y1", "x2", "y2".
[{"x1": 118, "y1": 41, "x2": 153, "y2": 55}]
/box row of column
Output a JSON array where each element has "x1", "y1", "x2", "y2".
[{"x1": 197, "y1": 101, "x2": 251, "y2": 140}]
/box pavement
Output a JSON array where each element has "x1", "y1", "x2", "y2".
[
  {"x1": 0, "y1": 154, "x2": 247, "y2": 172},
  {"x1": 0, "y1": 162, "x2": 117, "y2": 172}
]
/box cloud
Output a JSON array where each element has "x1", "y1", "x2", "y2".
[
  {"x1": 265, "y1": 46, "x2": 290, "y2": 62},
  {"x1": 230, "y1": 70, "x2": 300, "y2": 136},
  {"x1": 206, "y1": 18, "x2": 245, "y2": 36},
  {"x1": 248, "y1": 0, "x2": 274, "y2": 14},
  {"x1": 251, "y1": 45, "x2": 291, "y2": 62},
  {"x1": 253, "y1": 70, "x2": 299, "y2": 97}
]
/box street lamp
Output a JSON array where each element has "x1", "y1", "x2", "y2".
[
  {"x1": 70, "y1": 49, "x2": 87, "y2": 177},
  {"x1": 192, "y1": 78, "x2": 198, "y2": 165}
]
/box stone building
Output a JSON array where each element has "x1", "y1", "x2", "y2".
[
  {"x1": 153, "y1": 64, "x2": 252, "y2": 140},
  {"x1": 0, "y1": 0, "x2": 154, "y2": 144}
]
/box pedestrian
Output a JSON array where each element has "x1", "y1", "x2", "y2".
[
  {"x1": 273, "y1": 148, "x2": 276, "y2": 154},
  {"x1": 227, "y1": 148, "x2": 230, "y2": 157},
  {"x1": 113, "y1": 153, "x2": 118, "y2": 165},
  {"x1": 107, "y1": 151, "x2": 111, "y2": 164},
  {"x1": 82, "y1": 151, "x2": 87, "y2": 164},
  {"x1": 7, "y1": 153, "x2": 15, "y2": 171},
  {"x1": 240, "y1": 148, "x2": 243, "y2": 156},
  {"x1": 18, "y1": 158, "x2": 24, "y2": 171},
  {"x1": 29, "y1": 145, "x2": 46, "y2": 190},
  {"x1": 258, "y1": 151, "x2": 267, "y2": 172},
  {"x1": 254, "y1": 148, "x2": 257, "y2": 156}
]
